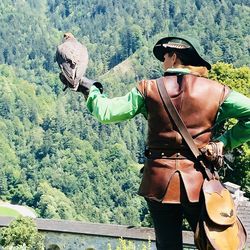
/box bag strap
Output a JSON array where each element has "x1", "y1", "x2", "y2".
[{"x1": 156, "y1": 77, "x2": 214, "y2": 180}]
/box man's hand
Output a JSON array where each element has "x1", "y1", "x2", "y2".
[
  {"x1": 78, "y1": 77, "x2": 103, "y2": 99},
  {"x1": 201, "y1": 141, "x2": 224, "y2": 169}
]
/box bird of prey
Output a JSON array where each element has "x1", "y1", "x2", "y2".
[{"x1": 56, "y1": 33, "x2": 89, "y2": 91}]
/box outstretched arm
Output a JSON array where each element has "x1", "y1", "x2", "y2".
[{"x1": 86, "y1": 86, "x2": 147, "y2": 124}]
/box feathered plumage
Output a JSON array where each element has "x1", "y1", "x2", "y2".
[{"x1": 56, "y1": 33, "x2": 88, "y2": 90}]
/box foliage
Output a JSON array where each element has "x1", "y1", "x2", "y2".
[
  {"x1": 209, "y1": 62, "x2": 250, "y2": 196},
  {"x1": 0, "y1": 0, "x2": 249, "y2": 227},
  {"x1": 0, "y1": 217, "x2": 44, "y2": 250},
  {"x1": 209, "y1": 62, "x2": 250, "y2": 96},
  {"x1": 107, "y1": 238, "x2": 151, "y2": 250},
  {"x1": 0, "y1": 0, "x2": 249, "y2": 83},
  {"x1": 0, "y1": 65, "x2": 147, "y2": 225}
]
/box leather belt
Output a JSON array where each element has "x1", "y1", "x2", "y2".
[{"x1": 145, "y1": 148, "x2": 194, "y2": 159}]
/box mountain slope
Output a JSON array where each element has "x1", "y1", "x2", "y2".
[{"x1": 0, "y1": 0, "x2": 249, "y2": 225}]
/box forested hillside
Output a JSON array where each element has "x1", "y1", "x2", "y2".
[{"x1": 0, "y1": 0, "x2": 249, "y2": 226}]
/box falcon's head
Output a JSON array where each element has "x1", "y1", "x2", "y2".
[{"x1": 63, "y1": 32, "x2": 75, "y2": 41}]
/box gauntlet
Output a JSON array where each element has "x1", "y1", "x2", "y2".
[{"x1": 59, "y1": 73, "x2": 103, "y2": 99}]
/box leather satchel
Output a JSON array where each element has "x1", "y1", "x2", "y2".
[
  {"x1": 156, "y1": 77, "x2": 247, "y2": 250},
  {"x1": 195, "y1": 179, "x2": 247, "y2": 250}
]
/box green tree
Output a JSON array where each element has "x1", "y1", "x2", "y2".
[
  {"x1": 0, "y1": 216, "x2": 44, "y2": 250},
  {"x1": 35, "y1": 182, "x2": 77, "y2": 219},
  {"x1": 0, "y1": 0, "x2": 249, "y2": 226},
  {"x1": 209, "y1": 62, "x2": 250, "y2": 196}
]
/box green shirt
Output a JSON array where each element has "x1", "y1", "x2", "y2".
[{"x1": 86, "y1": 83, "x2": 250, "y2": 151}]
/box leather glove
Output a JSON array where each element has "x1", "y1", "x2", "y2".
[
  {"x1": 78, "y1": 77, "x2": 103, "y2": 99},
  {"x1": 59, "y1": 73, "x2": 103, "y2": 99},
  {"x1": 200, "y1": 141, "x2": 224, "y2": 169}
]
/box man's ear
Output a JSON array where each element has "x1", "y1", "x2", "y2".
[{"x1": 172, "y1": 53, "x2": 177, "y2": 66}]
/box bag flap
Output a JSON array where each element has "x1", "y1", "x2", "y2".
[
  {"x1": 203, "y1": 179, "x2": 236, "y2": 225},
  {"x1": 203, "y1": 218, "x2": 247, "y2": 250}
]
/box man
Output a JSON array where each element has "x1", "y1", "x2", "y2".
[{"x1": 58, "y1": 36, "x2": 250, "y2": 249}]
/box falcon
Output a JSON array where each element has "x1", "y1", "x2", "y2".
[{"x1": 56, "y1": 33, "x2": 88, "y2": 90}]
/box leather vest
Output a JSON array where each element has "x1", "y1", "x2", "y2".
[{"x1": 137, "y1": 74, "x2": 230, "y2": 203}]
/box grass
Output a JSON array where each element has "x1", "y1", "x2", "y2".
[
  {"x1": 0, "y1": 207, "x2": 21, "y2": 217},
  {"x1": 107, "y1": 238, "x2": 151, "y2": 250}
]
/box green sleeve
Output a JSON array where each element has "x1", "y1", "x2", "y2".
[
  {"x1": 215, "y1": 90, "x2": 250, "y2": 150},
  {"x1": 86, "y1": 86, "x2": 147, "y2": 124}
]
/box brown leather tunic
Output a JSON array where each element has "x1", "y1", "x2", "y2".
[{"x1": 137, "y1": 74, "x2": 230, "y2": 203}]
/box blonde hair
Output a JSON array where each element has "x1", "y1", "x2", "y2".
[
  {"x1": 167, "y1": 49, "x2": 209, "y2": 77},
  {"x1": 178, "y1": 65, "x2": 208, "y2": 78}
]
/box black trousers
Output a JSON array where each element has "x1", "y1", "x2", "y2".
[{"x1": 147, "y1": 199, "x2": 202, "y2": 250}]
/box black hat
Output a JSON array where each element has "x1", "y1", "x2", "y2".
[{"x1": 153, "y1": 36, "x2": 211, "y2": 70}]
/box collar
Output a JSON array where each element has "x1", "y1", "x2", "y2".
[{"x1": 164, "y1": 68, "x2": 190, "y2": 76}]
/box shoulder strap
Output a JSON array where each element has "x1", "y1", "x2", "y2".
[{"x1": 156, "y1": 77, "x2": 214, "y2": 180}]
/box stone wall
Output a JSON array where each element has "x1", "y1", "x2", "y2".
[
  {"x1": 0, "y1": 196, "x2": 249, "y2": 250},
  {"x1": 236, "y1": 201, "x2": 250, "y2": 248},
  {"x1": 0, "y1": 217, "x2": 195, "y2": 250}
]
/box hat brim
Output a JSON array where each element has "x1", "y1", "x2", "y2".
[{"x1": 153, "y1": 36, "x2": 211, "y2": 70}]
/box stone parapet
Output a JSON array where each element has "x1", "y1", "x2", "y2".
[{"x1": 0, "y1": 217, "x2": 195, "y2": 249}]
